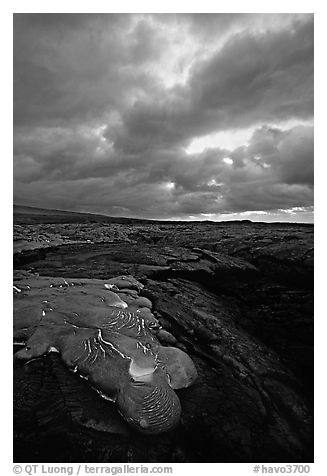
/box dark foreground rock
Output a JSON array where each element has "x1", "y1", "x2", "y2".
[
  {"x1": 14, "y1": 275, "x2": 197, "y2": 436},
  {"x1": 13, "y1": 220, "x2": 313, "y2": 462}
]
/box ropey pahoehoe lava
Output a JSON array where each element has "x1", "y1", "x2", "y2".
[{"x1": 13, "y1": 274, "x2": 198, "y2": 434}]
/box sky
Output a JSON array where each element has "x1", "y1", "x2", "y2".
[{"x1": 13, "y1": 13, "x2": 314, "y2": 222}]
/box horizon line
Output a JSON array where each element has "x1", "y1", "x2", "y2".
[{"x1": 13, "y1": 203, "x2": 314, "y2": 225}]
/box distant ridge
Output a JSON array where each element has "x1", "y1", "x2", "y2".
[
  {"x1": 14, "y1": 205, "x2": 96, "y2": 215},
  {"x1": 13, "y1": 204, "x2": 313, "y2": 226},
  {"x1": 13, "y1": 204, "x2": 151, "y2": 225},
  {"x1": 14, "y1": 204, "x2": 105, "y2": 218}
]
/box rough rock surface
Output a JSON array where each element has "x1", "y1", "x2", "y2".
[
  {"x1": 13, "y1": 218, "x2": 313, "y2": 462},
  {"x1": 14, "y1": 275, "x2": 197, "y2": 435}
]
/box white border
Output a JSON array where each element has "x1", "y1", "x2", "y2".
[{"x1": 3, "y1": 2, "x2": 325, "y2": 474}]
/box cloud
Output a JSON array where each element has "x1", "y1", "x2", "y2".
[
  {"x1": 14, "y1": 122, "x2": 313, "y2": 219},
  {"x1": 110, "y1": 16, "x2": 313, "y2": 155},
  {"x1": 13, "y1": 14, "x2": 165, "y2": 126},
  {"x1": 274, "y1": 127, "x2": 314, "y2": 186},
  {"x1": 13, "y1": 14, "x2": 314, "y2": 221}
]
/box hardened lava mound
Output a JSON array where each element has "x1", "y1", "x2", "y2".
[{"x1": 13, "y1": 274, "x2": 197, "y2": 434}]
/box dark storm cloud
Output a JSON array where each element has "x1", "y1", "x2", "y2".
[
  {"x1": 166, "y1": 125, "x2": 314, "y2": 215},
  {"x1": 190, "y1": 18, "x2": 313, "y2": 121},
  {"x1": 14, "y1": 122, "x2": 313, "y2": 218},
  {"x1": 13, "y1": 14, "x2": 165, "y2": 126},
  {"x1": 111, "y1": 16, "x2": 313, "y2": 154},
  {"x1": 13, "y1": 13, "x2": 314, "y2": 220},
  {"x1": 246, "y1": 125, "x2": 314, "y2": 186}
]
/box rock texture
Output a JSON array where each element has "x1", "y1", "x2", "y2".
[
  {"x1": 13, "y1": 218, "x2": 313, "y2": 462},
  {"x1": 14, "y1": 275, "x2": 197, "y2": 435}
]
